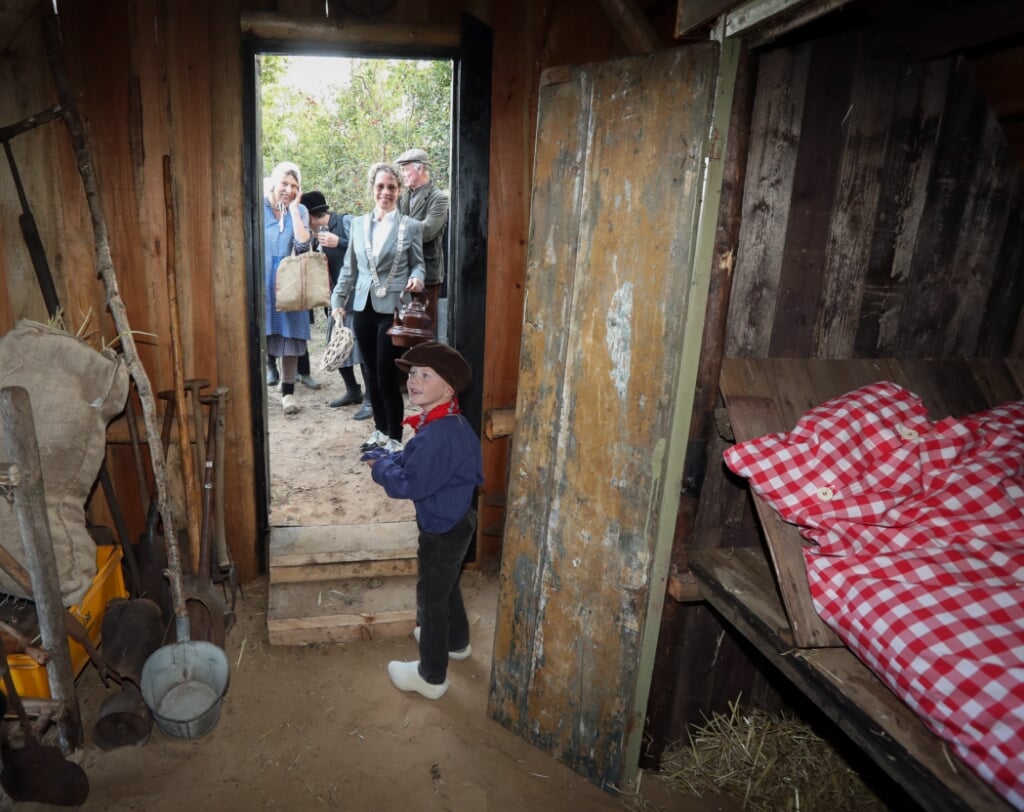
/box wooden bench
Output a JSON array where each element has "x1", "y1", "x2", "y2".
[{"x1": 689, "y1": 358, "x2": 1023, "y2": 812}]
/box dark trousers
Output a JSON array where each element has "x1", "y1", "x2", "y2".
[
  {"x1": 353, "y1": 308, "x2": 404, "y2": 440},
  {"x1": 417, "y1": 509, "x2": 476, "y2": 684}
]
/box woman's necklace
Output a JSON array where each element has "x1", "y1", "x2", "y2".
[{"x1": 364, "y1": 213, "x2": 407, "y2": 298}]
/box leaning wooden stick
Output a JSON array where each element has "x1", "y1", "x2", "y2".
[
  {"x1": 42, "y1": 10, "x2": 187, "y2": 634},
  {"x1": 164, "y1": 157, "x2": 204, "y2": 578}
]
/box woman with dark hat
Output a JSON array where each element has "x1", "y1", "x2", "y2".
[{"x1": 301, "y1": 190, "x2": 366, "y2": 412}]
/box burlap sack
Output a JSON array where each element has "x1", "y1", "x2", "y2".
[{"x1": 0, "y1": 320, "x2": 129, "y2": 606}]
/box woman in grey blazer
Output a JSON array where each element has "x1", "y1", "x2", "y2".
[{"x1": 331, "y1": 162, "x2": 426, "y2": 453}]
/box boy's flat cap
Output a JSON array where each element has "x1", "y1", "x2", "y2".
[{"x1": 395, "y1": 341, "x2": 471, "y2": 393}]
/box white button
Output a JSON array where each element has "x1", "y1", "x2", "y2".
[
  {"x1": 899, "y1": 425, "x2": 919, "y2": 440},
  {"x1": 817, "y1": 486, "x2": 834, "y2": 501}
]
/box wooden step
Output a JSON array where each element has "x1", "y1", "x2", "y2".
[
  {"x1": 269, "y1": 521, "x2": 418, "y2": 583},
  {"x1": 267, "y1": 576, "x2": 417, "y2": 646}
]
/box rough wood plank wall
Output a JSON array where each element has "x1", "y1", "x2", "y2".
[{"x1": 727, "y1": 32, "x2": 1024, "y2": 362}]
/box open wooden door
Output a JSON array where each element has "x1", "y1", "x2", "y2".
[{"x1": 488, "y1": 43, "x2": 721, "y2": 792}]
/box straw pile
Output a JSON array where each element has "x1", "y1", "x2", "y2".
[{"x1": 655, "y1": 700, "x2": 886, "y2": 811}]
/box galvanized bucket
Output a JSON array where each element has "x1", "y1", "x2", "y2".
[{"x1": 140, "y1": 639, "x2": 229, "y2": 740}]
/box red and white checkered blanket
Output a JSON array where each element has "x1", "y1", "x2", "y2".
[{"x1": 723, "y1": 382, "x2": 1024, "y2": 810}]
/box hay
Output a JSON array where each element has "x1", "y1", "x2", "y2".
[{"x1": 656, "y1": 700, "x2": 887, "y2": 811}]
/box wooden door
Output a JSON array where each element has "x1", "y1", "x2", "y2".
[{"x1": 488, "y1": 43, "x2": 720, "y2": 792}]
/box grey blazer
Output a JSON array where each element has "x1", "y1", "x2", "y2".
[{"x1": 332, "y1": 213, "x2": 425, "y2": 315}]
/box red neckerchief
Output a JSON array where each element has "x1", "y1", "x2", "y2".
[{"x1": 402, "y1": 397, "x2": 461, "y2": 434}]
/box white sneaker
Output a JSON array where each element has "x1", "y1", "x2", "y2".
[
  {"x1": 281, "y1": 394, "x2": 300, "y2": 415},
  {"x1": 359, "y1": 430, "x2": 387, "y2": 452},
  {"x1": 413, "y1": 626, "x2": 471, "y2": 660},
  {"x1": 382, "y1": 438, "x2": 404, "y2": 454},
  {"x1": 387, "y1": 660, "x2": 449, "y2": 700}
]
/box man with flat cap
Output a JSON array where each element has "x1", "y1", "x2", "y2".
[{"x1": 396, "y1": 148, "x2": 449, "y2": 336}]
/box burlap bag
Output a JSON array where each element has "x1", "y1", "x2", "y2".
[{"x1": 0, "y1": 320, "x2": 129, "y2": 606}]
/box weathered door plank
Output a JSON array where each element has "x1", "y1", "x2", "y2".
[{"x1": 490, "y1": 45, "x2": 719, "y2": 792}]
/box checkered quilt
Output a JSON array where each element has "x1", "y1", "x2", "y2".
[{"x1": 723, "y1": 381, "x2": 1024, "y2": 809}]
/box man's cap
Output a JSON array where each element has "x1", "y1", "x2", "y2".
[
  {"x1": 300, "y1": 190, "x2": 329, "y2": 214},
  {"x1": 395, "y1": 342, "x2": 471, "y2": 393},
  {"x1": 395, "y1": 148, "x2": 429, "y2": 166}
]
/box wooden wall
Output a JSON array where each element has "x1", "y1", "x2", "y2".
[
  {"x1": 726, "y1": 30, "x2": 1024, "y2": 360},
  {"x1": 0, "y1": 0, "x2": 653, "y2": 582},
  {"x1": 647, "y1": 17, "x2": 1024, "y2": 760}
]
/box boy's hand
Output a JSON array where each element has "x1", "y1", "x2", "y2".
[{"x1": 360, "y1": 448, "x2": 388, "y2": 463}]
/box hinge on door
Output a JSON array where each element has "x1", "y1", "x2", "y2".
[{"x1": 707, "y1": 127, "x2": 723, "y2": 161}]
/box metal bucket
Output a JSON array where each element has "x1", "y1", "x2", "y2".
[
  {"x1": 140, "y1": 640, "x2": 229, "y2": 740},
  {"x1": 93, "y1": 684, "x2": 152, "y2": 750}
]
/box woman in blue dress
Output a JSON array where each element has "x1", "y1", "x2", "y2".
[{"x1": 264, "y1": 161, "x2": 313, "y2": 415}]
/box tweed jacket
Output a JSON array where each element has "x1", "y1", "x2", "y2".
[
  {"x1": 332, "y1": 212, "x2": 425, "y2": 316},
  {"x1": 398, "y1": 180, "x2": 448, "y2": 284}
]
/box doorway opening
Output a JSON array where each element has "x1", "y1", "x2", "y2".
[
  {"x1": 242, "y1": 15, "x2": 492, "y2": 578},
  {"x1": 255, "y1": 53, "x2": 453, "y2": 533}
]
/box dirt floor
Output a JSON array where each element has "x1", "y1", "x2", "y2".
[{"x1": 3, "y1": 317, "x2": 741, "y2": 811}]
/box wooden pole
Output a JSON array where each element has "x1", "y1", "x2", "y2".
[
  {"x1": 0, "y1": 386, "x2": 82, "y2": 752},
  {"x1": 164, "y1": 157, "x2": 203, "y2": 577}
]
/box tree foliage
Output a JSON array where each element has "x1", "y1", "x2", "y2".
[{"x1": 260, "y1": 55, "x2": 452, "y2": 216}]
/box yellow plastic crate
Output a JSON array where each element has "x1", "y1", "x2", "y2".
[{"x1": 4, "y1": 544, "x2": 128, "y2": 699}]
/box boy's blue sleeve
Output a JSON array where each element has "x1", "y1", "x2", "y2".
[{"x1": 370, "y1": 439, "x2": 452, "y2": 501}]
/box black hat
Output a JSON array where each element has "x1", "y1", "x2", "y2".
[
  {"x1": 300, "y1": 190, "x2": 329, "y2": 215},
  {"x1": 395, "y1": 342, "x2": 471, "y2": 393}
]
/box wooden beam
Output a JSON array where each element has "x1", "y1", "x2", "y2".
[
  {"x1": 666, "y1": 567, "x2": 703, "y2": 602},
  {"x1": 595, "y1": 0, "x2": 663, "y2": 53},
  {"x1": 240, "y1": 12, "x2": 459, "y2": 49},
  {"x1": 876, "y1": 0, "x2": 1024, "y2": 62},
  {"x1": 677, "y1": 0, "x2": 743, "y2": 37},
  {"x1": 724, "y1": 0, "x2": 856, "y2": 41},
  {"x1": 483, "y1": 406, "x2": 515, "y2": 440}
]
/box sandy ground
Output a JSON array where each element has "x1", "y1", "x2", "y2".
[
  {"x1": 1, "y1": 316, "x2": 740, "y2": 811},
  {"x1": 266, "y1": 313, "x2": 417, "y2": 527}
]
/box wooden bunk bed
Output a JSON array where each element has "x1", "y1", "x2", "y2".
[{"x1": 689, "y1": 357, "x2": 1023, "y2": 812}]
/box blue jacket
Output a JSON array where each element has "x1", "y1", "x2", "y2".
[{"x1": 370, "y1": 413, "x2": 482, "y2": 533}]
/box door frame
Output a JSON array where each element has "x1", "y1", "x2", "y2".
[{"x1": 241, "y1": 14, "x2": 492, "y2": 573}]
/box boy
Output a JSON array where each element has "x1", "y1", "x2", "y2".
[{"x1": 363, "y1": 342, "x2": 483, "y2": 699}]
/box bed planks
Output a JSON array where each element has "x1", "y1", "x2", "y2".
[
  {"x1": 717, "y1": 356, "x2": 1023, "y2": 647},
  {"x1": 694, "y1": 357, "x2": 1022, "y2": 810},
  {"x1": 690, "y1": 547, "x2": 1011, "y2": 812}
]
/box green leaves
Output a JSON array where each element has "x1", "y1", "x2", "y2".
[{"x1": 259, "y1": 55, "x2": 453, "y2": 215}]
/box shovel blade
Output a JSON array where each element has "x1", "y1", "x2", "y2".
[{"x1": 1, "y1": 743, "x2": 89, "y2": 806}]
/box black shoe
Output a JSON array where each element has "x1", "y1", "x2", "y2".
[
  {"x1": 352, "y1": 402, "x2": 373, "y2": 421},
  {"x1": 329, "y1": 387, "x2": 363, "y2": 408}
]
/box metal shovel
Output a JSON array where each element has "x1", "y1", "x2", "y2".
[{"x1": 0, "y1": 638, "x2": 89, "y2": 806}]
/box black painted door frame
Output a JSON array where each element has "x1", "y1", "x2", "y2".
[{"x1": 242, "y1": 13, "x2": 492, "y2": 573}]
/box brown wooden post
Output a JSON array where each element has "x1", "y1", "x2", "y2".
[{"x1": 0, "y1": 386, "x2": 83, "y2": 751}]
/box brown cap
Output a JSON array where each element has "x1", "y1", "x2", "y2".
[{"x1": 395, "y1": 342, "x2": 471, "y2": 393}]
